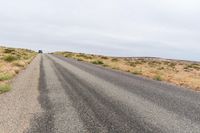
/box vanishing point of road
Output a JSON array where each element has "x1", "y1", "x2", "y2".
[{"x1": 0, "y1": 54, "x2": 200, "y2": 133}]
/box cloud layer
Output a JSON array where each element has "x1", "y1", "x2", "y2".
[{"x1": 0, "y1": 0, "x2": 199, "y2": 60}]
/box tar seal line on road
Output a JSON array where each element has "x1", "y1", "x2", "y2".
[
  {"x1": 29, "y1": 54, "x2": 87, "y2": 133},
  {"x1": 28, "y1": 56, "x2": 55, "y2": 133}
]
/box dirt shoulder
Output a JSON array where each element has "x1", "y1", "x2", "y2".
[
  {"x1": 54, "y1": 51, "x2": 200, "y2": 91},
  {"x1": 0, "y1": 55, "x2": 42, "y2": 133}
]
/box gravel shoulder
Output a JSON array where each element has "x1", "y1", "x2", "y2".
[{"x1": 0, "y1": 55, "x2": 42, "y2": 133}]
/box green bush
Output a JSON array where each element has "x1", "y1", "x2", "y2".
[
  {"x1": 76, "y1": 54, "x2": 92, "y2": 59},
  {"x1": 91, "y1": 60, "x2": 104, "y2": 65},
  {"x1": 3, "y1": 55, "x2": 19, "y2": 62},
  {"x1": 153, "y1": 75, "x2": 162, "y2": 81},
  {"x1": 0, "y1": 73, "x2": 13, "y2": 81},
  {"x1": 64, "y1": 53, "x2": 73, "y2": 58},
  {"x1": 132, "y1": 71, "x2": 142, "y2": 75},
  {"x1": 0, "y1": 83, "x2": 11, "y2": 94}
]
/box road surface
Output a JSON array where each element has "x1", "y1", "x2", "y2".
[{"x1": 1, "y1": 54, "x2": 200, "y2": 133}]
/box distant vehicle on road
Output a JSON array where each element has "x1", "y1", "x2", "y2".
[{"x1": 38, "y1": 50, "x2": 43, "y2": 53}]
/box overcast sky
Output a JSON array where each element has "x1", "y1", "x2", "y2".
[{"x1": 0, "y1": 0, "x2": 199, "y2": 61}]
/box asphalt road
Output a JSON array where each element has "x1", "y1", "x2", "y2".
[{"x1": 28, "y1": 54, "x2": 200, "y2": 133}]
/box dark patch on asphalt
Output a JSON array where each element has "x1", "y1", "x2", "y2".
[
  {"x1": 49, "y1": 56, "x2": 163, "y2": 133},
  {"x1": 27, "y1": 56, "x2": 55, "y2": 133}
]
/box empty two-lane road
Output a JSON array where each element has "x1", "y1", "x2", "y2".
[{"x1": 28, "y1": 54, "x2": 200, "y2": 133}]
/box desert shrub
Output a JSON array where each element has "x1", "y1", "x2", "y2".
[
  {"x1": 138, "y1": 59, "x2": 147, "y2": 63},
  {"x1": 112, "y1": 67, "x2": 120, "y2": 70},
  {"x1": 134, "y1": 60, "x2": 143, "y2": 65},
  {"x1": 124, "y1": 58, "x2": 130, "y2": 61},
  {"x1": 148, "y1": 61, "x2": 161, "y2": 67},
  {"x1": 132, "y1": 70, "x2": 142, "y2": 75},
  {"x1": 163, "y1": 61, "x2": 169, "y2": 65},
  {"x1": 64, "y1": 53, "x2": 73, "y2": 58},
  {"x1": 0, "y1": 83, "x2": 11, "y2": 94},
  {"x1": 158, "y1": 67, "x2": 165, "y2": 70},
  {"x1": 153, "y1": 75, "x2": 162, "y2": 81},
  {"x1": 22, "y1": 56, "x2": 30, "y2": 60},
  {"x1": 168, "y1": 62, "x2": 176, "y2": 68},
  {"x1": 15, "y1": 69, "x2": 20, "y2": 74},
  {"x1": 4, "y1": 48, "x2": 15, "y2": 53},
  {"x1": 24, "y1": 49, "x2": 34, "y2": 53},
  {"x1": 129, "y1": 62, "x2": 136, "y2": 67},
  {"x1": 184, "y1": 66, "x2": 192, "y2": 72},
  {"x1": 13, "y1": 61, "x2": 26, "y2": 67},
  {"x1": 3, "y1": 55, "x2": 19, "y2": 62},
  {"x1": 111, "y1": 58, "x2": 118, "y2": 62},
  {"x1": 184, "y1": 64, "x2": 200, "y2": 71},
  {"x1": 184, "y1": 65, "x2": 190, "y2": 70},
  {"x1": 191, "y1": 63, "x2": 200, "y2": 66},
  {"x1": 0, "y1": 73, "x2": 12, "y2": 81},
  {"x1": 76, "y1": 53, "x2": 85, "y2": 57},
  {"x1": 102, "y1": 64, "x2": 109, "y2": 67},
  {"x1": 83, "y1": 56, "x2": 92, "y2": 60},
  {"x1": 21, "y1": 52, "x2": 28, "y2": 55},
  {"x1": 101, "y1": 56, "x2": 108, "y2": 59},
  {"x1": 76, "y1": 54, "x2": 92, "y2": 59},
  {"x1": 190, "y1": 64, "x2": 200, "y2": 70},
  {"x1": 91, "y1": 60, "x2": 104, "y2": 65},
  {"x1": 77, "y1": 58, "x2": 83, "y2": 61}
]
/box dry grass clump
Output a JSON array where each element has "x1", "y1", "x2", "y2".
[
  {"x1": 91, "y1": 60, "x2": 104, "y2": 65},
  {"x1": 153, "y1": 74, "x2": 162, "y2": 81},
  {"x1": 13, "y1": 61, "x2": 26, "y2": 67},
  {"x1": 0, "y1": 46, "x2": 37, "y2": 94},
  {"x1": 54, "y1": 52, "x2": 200, "y2": 91},
  {"x1": 111, "y1": 58, "x2": 119, "y2": 62},
  {"x1": 184, "y1": 64, "x2": 200, "y2": 71},
  {"x1": 76, "y1": 53, "x2": 93, "y2": 60},
  {"x1": 3, "y1": 55, "x2": 19, "y2": 62},
  {"x1": 101, "y1": 56, "x2": 109, "y2": 59}
]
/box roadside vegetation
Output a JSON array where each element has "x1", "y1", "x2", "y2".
[
  {"x1": 0, "y1": 46, "x2": 37, "y2": 94},
  {"x1": 54, "y1": 51, "x2": 200, "y2": 91}
]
